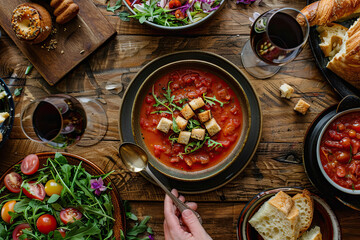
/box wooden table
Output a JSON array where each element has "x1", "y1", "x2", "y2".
[{"x1": 0, "y1": 0, "x2": 359, "y2": 239}]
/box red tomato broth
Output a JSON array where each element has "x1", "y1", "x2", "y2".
[
  {"x1": 319, "y1": 111, "x2": 360, "y2": 190},
  {"x1": 139, "y1": 68, "x2": 244, "y2": 172}
]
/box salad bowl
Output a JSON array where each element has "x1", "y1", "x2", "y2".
[
  {"x1": 0, "y1": 152, "x2": 126, "y2": 239},
  {"x1": 124, "y1": 0, "x2": 226, "y2": 30},
  {"x1": 0, "y1": 78, "x2": 15, "y2": 149}
]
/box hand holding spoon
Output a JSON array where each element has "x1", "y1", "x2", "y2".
[{"x1": 119, "y1": 142, "x2": 203, "y2": 224}]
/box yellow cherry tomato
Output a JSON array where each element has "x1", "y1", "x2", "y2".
[
  {"x1": 45, "y1": 180, "x2": 63, "y2": 196},
  {"x1": 1, "y1": 200, "x2": 16, "y2": 223}
]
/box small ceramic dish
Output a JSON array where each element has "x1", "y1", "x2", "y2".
[
  {"x1": 131, "y1": 59, "x2": 251, "y2": 181},
  {"x1": 237, "y1": 187, "x2": 341, "y2": 240},
  {"x1": 0, "y1": 78, "x2": 15, "y2": 148},
  {"x1": 316, "y1": 107, "x2": 360, "y2": 195}
]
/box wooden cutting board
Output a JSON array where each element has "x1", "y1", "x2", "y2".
[{"x1": 0, "y1": 0, "x2": 116, "y2": 85}]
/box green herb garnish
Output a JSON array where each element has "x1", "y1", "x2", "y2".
[
  {"x1": 203, "y1": 93, "x2": 227, "y2": 107},
  {"x1": 25, "y1": 64, "x2": 33, "y2": 75},
  {"x1": 118, "y1": 10, "x2": 131, "y2": 21},
  {"x1": 14, "y1": 88, "x2": 22, "y2": 97},
  {"x1": 352, "y1": 183, "x2": 356, "y2": 191},
  {"x1": 349, "y1": 145, "x2": 353, "y2": 164},
  {"x1": 187, "y1": 119, "x2": 201, "y2": 131},
  {"x1": 179, "y1": 134, "x2": 223, "y2": 158},
  {"x1": 107, "y1": 0, "x2": 122, "y2": 13}
]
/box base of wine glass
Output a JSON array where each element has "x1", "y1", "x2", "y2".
[
  {"x1": 76, "y1": 97, "x2": 108, "y2": 147},
  {"x1": 241, "y1": 40, "x2": 281, "y2": 79}
]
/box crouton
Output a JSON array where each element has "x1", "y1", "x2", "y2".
[
  {"x1": 178, "y1": 131, "x2": 191, "y2": 145},
  {"x1": 156, "y1": 117, "x2": 172, "y2": 134},
  {"x1": 0, "y1": 91, "x2": 6, "y2": 99},
  {"x1": 175, "y1": 116, "x2": 188, "y2": 131},
  {"x1": 180, "y1": 104, "x2": 195, "y2": 120},
  {"x1": 204, "y1": 118, "x2": 221, "y2": 136},
  {"x1": 280, "y1": 83, "x2": 294, "y2": 99},
  {"x1": 0, "y1": 112, "x2": 10, "y2": 124},
  {"x1": 189, "y1": 97, "x2": 205, "y2": 110},
  {"x1": 294, "y1": 99, "x2": 310, "y2": 115},
  {"x1": 191, "y1": 128, "x2": 206, "y2": 141},
  {"x1": 198, "y1": 110, "x2": 211, "y2": 123}
]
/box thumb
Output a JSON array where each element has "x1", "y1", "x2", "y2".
[{"x1": 181, "y1": 209, "x2": 207, "y2": 237}]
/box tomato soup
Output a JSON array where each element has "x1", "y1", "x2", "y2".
[
  {"x1": 139, "y1": 68, "x2": 244, "y2": 172},
  {"x1": 319, "y1": 111, "x2": 360, "y2": 190}
]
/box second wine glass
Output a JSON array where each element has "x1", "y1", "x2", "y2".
[{"x1": 241, "y1": 8, "x2": 309, "y2": 79}]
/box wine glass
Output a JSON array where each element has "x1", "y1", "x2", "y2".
[
  {"x1": 20, "y1": 94, "x2": 108, "y2": 149},
  {"x1": 241, "y1": 8, "x2": 309, "y2": 79}
]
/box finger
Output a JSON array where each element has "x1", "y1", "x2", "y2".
[
  {"x1": 164, "y1": 189, "x2": 179, "y2": 214},
  {"x1": 178, "y1": 194, "x2": 185, "y2": 203},
  {"x1": 164, "y1": 189, "x2": 184, "y2": 231},
  {"x1": 181, "y1": 209, "x2": 207, "y2": 237},
  {"x1": 185, "y1": 201, "x2": 198, "y2": 211}
]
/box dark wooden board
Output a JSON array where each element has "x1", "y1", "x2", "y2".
[{"x1": 0, "y1": 0, "x2": 116, "y2": 85}]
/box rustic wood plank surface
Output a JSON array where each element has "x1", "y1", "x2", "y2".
[{"x1": 1, "y1": 0, "x2": 360, "y2": 239}]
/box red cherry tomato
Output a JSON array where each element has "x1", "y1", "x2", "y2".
[
  {"x1": 174, "y1": 9, "x2": 185, "y2": 19},
  {"x1": 60, "y1": 208, "x2": 83, "y2": 224},
  {"x1": 1, "y1": 200, "x2": 16, "y2": 223},
  {"x1": 22, "y1": 181, "x2": 45, "y2": 201},
  {"x1": 12, "y1": 223, "x2": 31, "y2": 240},
  {"x1": 169, "y1": 0, "x2": 181, "y2": 8},
  {"x1": 4, "y1": 172, "x2": 22, "y2": 193},
  {"x1": 21, "y1": 154, "x2": 39, "y2": 175},
  {"x1": 58, "y1": 229, "x2": 66, "y2": 238},
  {"x1": 36, "y1": 214, "x2": 57, "y2": 234}
]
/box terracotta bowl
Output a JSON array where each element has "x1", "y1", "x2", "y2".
[
  {"x1": 237, "y1": 187, "x2": 341, "y2": 240},
  {"x1": 316, "y1": 107, "x2": 360, "y2": 195},
  {"x1": 0, "y1": 152, "x2": 126, "y2": 239},
  {"x1": 131, "y1": 59, "x2": 251, "y2": 181}
]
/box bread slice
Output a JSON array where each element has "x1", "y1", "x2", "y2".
[
  {"x1": 299, "y1": 226, "x2": 322, "y2": 240},
  {"x1": 293, "y1": 189, "x2": 314, "y2": 237},
  {"x1": 249, "y1": 191, "x2": 300, "y2": 240},
  {"x1": 317, "y1": 23, "x2": 348, "y2": 58}
]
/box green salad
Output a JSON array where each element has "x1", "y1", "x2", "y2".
[
  {"x1": 128, "y1": 0, "x2": 222, "y2": 27},
  {"x1": 0, "y1": 153, "x2": 115, "y2": 239}
]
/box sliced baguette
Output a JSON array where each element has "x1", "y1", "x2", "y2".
[
  {"x1": 299, "y1": 226, "x2": 322, "y2": 240},
  {"x1": 293, "y1": 189, "x2": 314, "y2": 237},
  {"x1": 317, "y1": 23, "x2": 348, "y2": 58},
  {"x1": 249, "y1": 191, "x2": 300, "y2": 240}
]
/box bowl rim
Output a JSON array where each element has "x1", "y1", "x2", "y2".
[
  {"x1": 316, "y1": 107, "x2": 360, "y2": 195},
  {"x1": 123, "y1": 0, "x2": 226, "y2": 30},
  {"x1": 131, "y1": 59, "x2": 251, "y2": 181},
  {"x1": 236, "y1": 187, "x2": 341, "y2": 240}
]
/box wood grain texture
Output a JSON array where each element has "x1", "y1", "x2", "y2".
[
  {"x1": 1, "y1": 0, "x2": 360, "y2": 238},
  {"x1": 0, "y1": 0, "x2": 116, "y2": 85}
]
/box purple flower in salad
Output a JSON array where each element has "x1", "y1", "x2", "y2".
[
  {"x1": 90, "y1": 177, "x2": 107, "y2": 196},
  {"x1": 148, "y1": 234, "x2": 154, "y2": 240},
  {"x1": 236, "y1": 0, "x2": 256, "y2": 4}
]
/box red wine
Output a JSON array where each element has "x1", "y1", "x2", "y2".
[
  {"x1": 250, "y1": 11, "x2": 304, "y2": 65},
  {"x1": 32, "y1": 95, "x2": 86, "y2": 148}
]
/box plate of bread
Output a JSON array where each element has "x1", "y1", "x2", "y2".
[
  {"x1": 300, "y1": 0, "x2": 360, "y2": 95},
  {"x1": 237, "y1": 187, "x2": 341, "y2": 240}
]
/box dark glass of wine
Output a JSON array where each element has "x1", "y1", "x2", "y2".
[{"x1": 241, "y1": 8, "x2": 309, "y2": 79}]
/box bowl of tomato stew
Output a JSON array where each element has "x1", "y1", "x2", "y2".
[
  {"x1": 317, "y1": 108, "x2": 360, "y2": 195},
  {"x1": 132, "y1": 60, "x2": 251, "y2": 181}
]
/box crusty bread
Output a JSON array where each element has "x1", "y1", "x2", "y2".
[
  {"x1": 298, "y1": 0, "x2": 360, "y2": 26},
  {"x1": 317, "y1": 23, "x2": 348, "y2": 58},
  {"x1": 293, "y1": 190, "x2": 314, "y2": 237},
  {"x1": 50, "y1": 0, "x2": 79, "y2": 24},
  {"x1": 249, "y1": 191, "x2": 300, "y2": 240},
  {"x1": 299, "y1": 226, "x2": 322, "y2": 240},
  {"x1": 326, "y1": 18, "x2": 360, "y2": 86}
]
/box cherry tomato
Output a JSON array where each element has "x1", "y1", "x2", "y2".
[
  {"x1": 168, "y1": 0, "x2": 181, "y2": 8},
  {"x1": 335, "y1": 151, "x2": 351, "y2": 163},
  {"x1": 58, "y1": 229, "x2": 66, "y2": 238},
  {"x1": 21, "y1": 154, "x2": 39, "y2": 175},
  {"x1": 45, "y1": 180, "x2": 63, "y2": 196},
  {"x1": 336, "y1": 165, "x2": 347, "y2": 178},
  {"x1": 174, "y1": 9, "x2": 185, "y2": 19},
  {"x1": 12, "y1": 223, "x2": 31, "y2": 240},
  {"x1": 1, "y1": 200, "x2": 16, "y2": 223},
  {"x1": 60, "y1": 208, "x2": 83, "y2": 224},
  {"x1": 22, "y1": 181, "x2": 45, "y2": 201},
  {"x1": 36, "y1": 214, "x2": 57, "y2": 234},
  {"x1": 4, "y1": 172, "x2": 22, "y2": 193}
]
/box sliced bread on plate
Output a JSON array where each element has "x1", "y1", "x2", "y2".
[
  {"x1": 293, "y1": 189, "x2": 314, "y2": 237},
  {"x1": 299, "y1": 226, "x2": 322, "y2": 240}
]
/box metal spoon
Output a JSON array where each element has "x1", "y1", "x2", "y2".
[{"x1": 119, "y1": 142, "x2": 203, "y2": 224}]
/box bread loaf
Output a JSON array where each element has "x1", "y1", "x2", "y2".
[
  {"x1": 50, "y1": 0, "x2": 79, "y2": 24},
  {"x1": 298, "y1": 0, "x2": 360, "y2": 26},
  {"x1": 326, "y1": 18, "x2": 360, "y2": 85}
]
